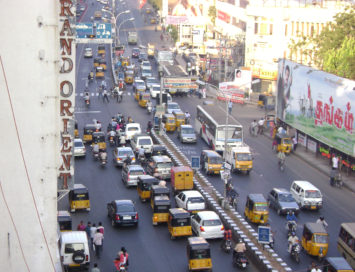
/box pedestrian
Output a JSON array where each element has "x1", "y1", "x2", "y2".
[
  {"x1": 257, "y1": 118, "x2": 265, "y2": 134},
  {"x1": 91, "y1": 263, "x2": 100, "y2": 272},
  {"x1": 93, "y1": 229, "x2": 104, "y2": 258},
  {"x1": 272, "y1": 138, "x2": 277, "y2": 150},
  {"x1": 228, "y1": 100, "x2": 233, "y2": 114},
  {"x1": 97, "y1": 222, "x2": 104, "y2": 235},
  {"x1": 332, "y1": 154, "x2": 339, "y2": 170},
  {"x1": 292, "y1": 136, "x2": 298, "y2": 152},
  {"x1": 77, "y1": 221, "x2": 86, "y2": 231},
  {"x1": 85, "y1": 222, "x2": 91, "y2": 239},
  {"x1": 202, "y1": 88, "x2": 206, "y2": 99},
  {"x1": 97, "y1": 86, "x2": 103, "y2": 99},
  {"x1": 90, "y1": 223, "x2": 97, "y2": 244},
  {"x1": 103, "y1": 89, "x2": 109, "y2": 103}
]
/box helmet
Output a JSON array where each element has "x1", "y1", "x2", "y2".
[
  {"x1": 320, "y1": 216, "x2": 324, "y2": 220},
  {"x1": 121, "y1": 247, "x2": 126, "y2": 253},
  {"x1": 291, "y1": 211, "x2": 295, "y2": 216},
  {"x1": 291, "y1": 232, "x2": 296, "y2": 236},
  {"x1": 238, "y1": 239, "x2": 243, "y2": 243}
]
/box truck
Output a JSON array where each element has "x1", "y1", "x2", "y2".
[
  {"x1": 128, "y1": 32, "x2": 138, "y2": 45},
  {"x1": 162, "y1": 64, "x2": 197, "y2": 95},
  {"x1": 225, "y1": 144, "x2": 253, "y2": 174},
  {"x1": 155, "y1": 50, "x2": 174, "y2": 66}
]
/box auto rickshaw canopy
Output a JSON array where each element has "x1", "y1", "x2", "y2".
[
  {"x1": 275, "y1": 133, "x2": 292, "y2": 143},
  {"x1": 152, "y1": 195, "x2": 171, "y2": 212},
  {"x1": 69, "y1": 184, "x2": 89, "y2": 200},
  {"x1": 163, "y1": 113, "x2": 176, "y2": 124},
  {"x1": 304, "y1": 222, "x2": 328, "y2": 236},
  {"x1": 187, "y1": 237, "x2": 210, "y2": 252},
  {"x1": 151, "y1": 185, "x2": 170, "y2": 198},
  {"x1": 92, "y1": 131, "x2": 105, "y2": 142},
  {"x1": 58, "y1": 210, "x2": 72, "y2": 231},
  {"x1": 323, "y1": 257, "x2": 353, "y2": 271},
  {"x1": 173, "y1": 110, "x2": 185, "y2": 120},
  {"x1": 137, "y1": 175, "x2": 160, "y2": 191},
  {"x1": 83, "y1": 124, "x2": 97, "y2": 134},
  {"x1": 169, "y1": 208, "x2": 190, "y2": 224}
]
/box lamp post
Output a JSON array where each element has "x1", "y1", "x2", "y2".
[
  {"x1": 102, "y1": 9, "x2": 130, "y2": 44},
  {"x1": 117, "y1": 17, "x2": 134, "y2": 44}
]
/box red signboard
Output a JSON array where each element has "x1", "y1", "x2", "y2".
[{"x1": 217, "y1": 10, "x2": 230, "y2": 23}]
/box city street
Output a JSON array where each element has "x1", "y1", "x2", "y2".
[{"x1": 59, "y1": 0, "x2": 355, "y2": 271}]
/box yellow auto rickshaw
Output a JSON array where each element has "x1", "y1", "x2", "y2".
[
  {"x1": 322, "y1": 257, "x2": 353, "y2": 272},
  {"x1": 150, "y1": 17, "x2": 157, "y2": 24},
  {"x1": 98, "y1": 44, "x2": 105, "y2": 56},
  {"x1": 151, "y1": 195, "x2": 171, "y2": 226},
  {"x1": 94, "y1": 57, "x2": 100, "y2": 67},
  {"x1": 171, "y1": 166, "x2": 193, "y2": 195},
  {"x1": 135, "y1": 88, "x2": 145, "y2": 101},
  {"x1": 244, "y1": 194, "x2": 269, "y2": 224},
  {"x1": 83, "y1": 124, "x2": 97, "y2": 144},
  {"x1": 124, "y1": 70, "x2": 134, "y2": 84},
  {"x1": 99, "y1": 59, "x2": 107, "y2": 70},
  {"x1": 162, "y1": 113, "x2": 176, "y2": 132},
  {"x1": 168, "y1": 208, "x2": 192, "y2": 239},
  {"x1": 69, "y1": 184, "x2": 90, "y2": 212},
  {"x1": 173, "y1": 110, "x2": 185, "y2": 128},
  {"x1": 302, "y1": 222, "x2": 329, "y2": 259},
  {"x1": 96, "y1": 66, "x2": 104, "y2": 79},
  {"x1": 200, "y1": 150, "x2": 223, "y2": 175},
  {"x1": 58, "y1": 210, "x2": 72, "y2": 231},
  {"x1": 145, "y1": 8, "x2": 151, "y2": 14},
  {"x1": 139, "y1": 92, "x2": 151, "y2": 107},
  {"x1": 150, "y1": 185, "x2": 170, "y2": 209},
  {"x1": 92, "y1": 131, "x2": 106, "y2": 151},
  {"x1": 74, "y1": 121, "x2": 79, "y2": 138},
  {"x1": 275, "y1": 133, "x2": 292, "y2": 154},
  {"x1": 121, "y1": 57, "x2": 130, "y2": 67},
  {"x1": 147, "y1": 43, "x2": 155, "y2": 58},
  {"x1": 187, "y1": 237, "x2": 212, "y2": 271},
  {"x1": 137, "y1": 175, "x2": 160, "y2": 202}
]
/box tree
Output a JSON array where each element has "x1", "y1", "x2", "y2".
[
  {"x1": 289, "y1": 6, "x2": 355, "y2": 79},
  {"x1": 208, "y1": 6, "x2": 216, "y2": 26}
]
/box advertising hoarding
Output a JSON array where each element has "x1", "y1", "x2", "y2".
[
  {"x1": 165, "y1": 0, "x2": 208, "y2": 25},
  {"x1": 276, "y1": 59, "x2": 355, "y2": 157},
  {"x1": 163, "y1": 78, "x2": 197, "y2": 89},
  {"x1": 218, "y1": 82, "x2": 245, "y2": 104}
]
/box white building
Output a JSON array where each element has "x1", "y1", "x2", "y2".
[{"x1": 0, "y1": 0, "x2": 76, "y2": 271}]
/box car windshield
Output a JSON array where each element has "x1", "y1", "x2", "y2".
[
  {"x1": 254, "y1": 204, "x2": 268, "y2": 211},
  {"x1": 305, "y1": 190, "x2": 321, "y2": 198},
  {"x1": 117, "y1": 204, "x2": 135, "y2": 212},
  {"x1": 236, "y1": 153, "x2": 252, "y2": 161},
  {"x1": 138, "y1": 138, "x2": 152, "y2": 145},
  {"x1": 279, "y1": 193, "x2": 295, "y2": 202},
  {"x1": 209, "y1": 157, "x2": 222, "y2": 164},
  {"x1": 129, "y1": 169, "x2": 144, "y2": 176},
  {"x1": 313, "y1": 234, "x2": 328, "y2": 244},
  {"x1": 157, "y1": 162, "x2": 172, "y2": 168},
  {"x1": 217, "y1": 126, "x2": 243, "y2": 142},
  {"x1": 188, "y1": 197, "x2": 204, "y2": 203},
  {"x1": 203, "y1": 219, "x2": 221, "y2": 226},
  {"x1": 136, "y1": 82, "x2": 145, "y2": 87},
  {"x1": 127, "y1": 127, "x2": 139, "y2": 131},
  {"x1": 140, "y1": 53, "x2": 147, "y2": 58},
  {"x1": 74, "y1": 141, "x2": 83, "y2": 147},
  {"x1": 133, "y1": 49, "x2": 139, "y2": 53},
  {"x1": 147, "y1": 78, "x2": 157, "y2": 84},
  {"x1": 168, "y1": 104, "x2": 180, "y2": 109},
  {"x1": 118, "y1": 150, "x2": 133, "y2": 156},
  {"x1": 152, "y1": 86, "x2": 160, "y2": 92},
  {"x1": 142, "y1": 69, "x2": 151, "y2": 73},
  {"x1": 182, "y1": 127, "x2": 195, "y2": 134}
]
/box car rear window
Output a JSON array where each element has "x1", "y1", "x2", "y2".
[
  {"x1": 138, "y1": 138, "x2": 152, "y2": 145},
  {"x1": 129, "y1": 169, "x2": 144, "y2": 176},
  {"x1": 117, "y1": 204, "x2": 135, "y2": 212},
  {"x1": 157, "y1": 162, "x2": 172, "y2": 169},
  {"x1": 127, "y1": 127, "x2": 139, "y2": 131},
  {"x1": 203, "y1": 219, "x2": 221, "y2": 226},
  {"x1": 118, "y1": 150, "x2": 133, "y2": 156},
  {"x1": 64, "y1": 243, "x2": 84, "y2": 254},
  {"x1": 188, "y1": 197, "x2": 204, "y2": 203},
  {"x1": 74, "y1": 141, "x2": 83, "y2": 147}
]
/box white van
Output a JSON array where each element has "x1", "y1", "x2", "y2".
[
  {"x1": 130, "y1": 133, "x2": 153, "y2": 155},
  {"x1": 125, "y1": 123, "x2": 142, "y2": 141},
  {"x1": 60, "y1": 231, "x2": 90, "y2": 270},
  {"x1": 290, "y1": 181, "x2": 323, "y2": 210}
]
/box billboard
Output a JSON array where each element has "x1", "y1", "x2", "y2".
[
  {"x1": 165, "y1": 0, "x2": 207, "y2": 25},
  {"x1": 218, "y1": 82, "x2": 245, "y2": 104},
  {"x1": 234, "y1": 68, "x2": 252, "y2": 91},
  {"x1": 276, "y1": 59, "x2": 355, "y2": 157},
  {"x1": 163, "y1": 78, "x2": 197, "y2": 89}
]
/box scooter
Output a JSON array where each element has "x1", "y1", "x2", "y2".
[
  {"x1": 290, "y1": 243, "x2": 301, "y2": 263},
  {"x1": 221, "y1": 239, "x2": 232, "y2": 253},
  {"x1": 233, "y1": 253, "x2": 249, "y2": 269},
  {"x1": 109, "y1": 136, "x2": 115, "y2": 147},
  {"x1": 147, "y1": 105, "x2": 152, "y2": 114},
  {"x1": 330, "y1": 170, "x2": 343, "y2": 188}
]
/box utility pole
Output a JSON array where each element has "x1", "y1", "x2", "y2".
[{"x1": 224, "y1": 38, "x2": 228, "y2": 81}]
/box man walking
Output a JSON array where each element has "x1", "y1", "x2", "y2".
[
  {"x1": 103, "y1": 88, "x2": 109, "y2": 103},
  {"x1": 93, "y1": 229, "x2": 104, "y2": 258},
  {"x1": 228, "y1": 100, "x2": 233, "y2": 115}
]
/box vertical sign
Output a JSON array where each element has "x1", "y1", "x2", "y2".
[{"x1": 58, "y1": 0, "x2": 76, "y2": 189}]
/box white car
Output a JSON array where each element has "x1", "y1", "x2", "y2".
[
  {"x1": 74, "y1": 139, "x2": 86, "y2": 157},
  {"x1": 145, "y1": 77, "x2": 159, "y2": 90},
  {"x1": 191, "y1": 211, "x2": 224, "y2": 239},
  {"x1": 84, "y1": 48, "x2": 93, "y2": 58},
  {"x1": 166, "y1": 102, "x2": 181, "y2": 114},
  {"x1": 150, "y1": 84, "x2": 161, "y2": 98},
  {"x1": 141, "y1": 60, "x2": 151, "y2": 70},
  {"x1": 141, "y1": 67, "x2": 152, "y2": 79},
  {"x1": 124, "y1": 123, "x2": 142, "y2": 141},
  {"x1": 175, "y1": 190, "x2": 205, "y2": 213}
]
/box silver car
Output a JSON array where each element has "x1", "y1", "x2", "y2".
[
  {"x1": 121, "y1": 164, "x2": 145, "y2": 187},
  {"x1": 113, "y1": 147, "x2": 136, "y2": 167},
  {"x1": 74, "y1": 139, "x2": 86, "y2": 157},
  {"x1": 178, "y1": 125, "x2": 197, "y2": 143}
]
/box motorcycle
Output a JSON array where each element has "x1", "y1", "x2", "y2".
[
  {"x1": 290, "y1": 243, "x2": 301, "y2": 263},
  {"x1": 109, "y1": 136, "x2": 115, "y2": 147},
  {"x1": 85, "y1": 98, "x2": 90, "y2": 107},
  {"x1": 330, "y1": 170, "x2": 343, "y2": 188},
  {"x1": 93, "y1": 151, "x2": 99, "y2": 161},
  {"x1": 286, "y1": 221, "x2": 297, "y2": 237},
  {"x1": 233, "y1": 253, "x2": 249, "y2": 269},
  {"x1": 147, "y1": 105, "x2": 152, "y2": 114},
  {"x1": 279, "y1": 159, "x2": 285, "y2": 172},
  {"x1": 221, "y1": 239, "x2": 232, "y2": 253}
]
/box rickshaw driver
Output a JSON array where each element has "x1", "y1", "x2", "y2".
[
  {"x1": 93, "y1": 142, "x2": 99, "y2": 155},
  {"x1": 277, "y1": 150, "x2": 286, "y2": 166},
  {"x1": 185, "y1": 111, "x2": 191, "y2": 124},
  {"x1": 233, "y1": 239, "x2": 246, "y2": 259},
  {"x1": 288, "y1": 232, "x2": 299, "y2": 253},
  {"x1": 108, "y1": 129, "x2": 117, "y2": 145}
]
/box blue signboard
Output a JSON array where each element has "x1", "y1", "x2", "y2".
[
  {"x1": 76, "y1": 23, "x2": 94, "y2": 38},
  {"x1": 191, "y1": 156, "x2": 200, "y2": 170},
  {"x1": 96, "y1": 23, "x2": 112, "y2": 39},
  {"x1": 258, "y1": 226, "x2": 270, "y2": 244}
]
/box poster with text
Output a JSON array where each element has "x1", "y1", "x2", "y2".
[
  {"x1": 165, "y1": 0, "x2": 208, "y2": 25},
  {"x1": 276, "y1": 59, "x2": 355, "y2": 157}
]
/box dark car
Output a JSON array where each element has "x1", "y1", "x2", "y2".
[
  {"x1": 151, "y1": 145, "x2": 168, "y2": 156},
  {"x1": 267, "y1": 188, "x2": 300, "y2": 215},
  {"x1": 107, "y1": 200, "x2": 138, "y2": 227},
  {"x1": 138, "y1": 52, "x2": 148, "y2": 63},
  {"x1": 132, "y1": 48, "x2": 140, "y2": 58}
]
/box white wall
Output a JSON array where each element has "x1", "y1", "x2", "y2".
[{"x1": 0, "y1": 0, "x2": 60, "y2": 271}]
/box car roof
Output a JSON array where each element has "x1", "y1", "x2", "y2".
[
  {"x1": 292, "y1": 180, "x2": 319, "y2": 190},
  {"x1": 151, "y1": 155, "x2": 171, "y2": 162},
  {"x1": 196, "y1": 211, "x2": 220, "y2": 220},
  {"x1": 61, "y1": 231, "x2": 87, "y2": 243},
  {"x1": 181, "y1": 190, "x2": 203, "y2": 197},
  {"x1": 272, "y1": 188, "x2": 291, "y2": 194},
  {"x1": 169, "y1": 208, "x2": 189, "y2": 217},
  {"x1": 202, "y1": 150, "x2": 221, "y2": 157},
  {"x1": 127, "y1": 164, "x2": 144, "y2": 171},
  {"x1": 325, "y1": 257, "x2": 352, "y2": 270},
  {"x1": 114, "y1": 199, "x2": 134, "y2": 206},
  {"x1": 117, "y1": 147, "x2": 133, "y2": 152},
  {"x1": 180, "y1": 125, "x2": 193, "y2": 129},
  {"x1": 248, "y1": 193, "x2": 267, "y2": 202}
]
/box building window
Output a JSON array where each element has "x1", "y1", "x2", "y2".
[
  {"x1": 291, "y1": 21, "x2": 294, "y2": 36},
  {"x1": 306, "y1": 22, "x2": 309, "y2": 36},
  {"x1": 310, "y1": 24, "x2": 314, "y2": 37}
]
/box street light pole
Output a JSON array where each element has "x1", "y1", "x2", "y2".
[
  {"x1": 102, "y1": 9, "x2": 130, "y2": 45},
  {"x1": 117, "y1": 17, "x2": 134, "y2": 44}
]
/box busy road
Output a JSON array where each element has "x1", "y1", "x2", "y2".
[{"x1": 59, "y1": 0, "x2": 355, "y2": 271}]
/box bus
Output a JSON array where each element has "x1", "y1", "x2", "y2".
[
  {"x1": 195, "y1": 104, "x2": 243, "y2": 153},
  {"x1": 338, "y1": 222, "x2": 355, "y2": 269}
]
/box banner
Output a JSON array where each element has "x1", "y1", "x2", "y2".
[
  {"x1": 276, "y1": 59, "x2": 355, "y2": 157},
  {"x1": 234, "y1": 68, "x2": 252, "y2": 91},
  {"x1": 218, "y1": 82, "x2": 245, "y2": 104},
  {"x1": 163, "y1": 78, "x2": 197, "y2": 89},
  {"x1": 165, "y1": 0, "x2": 207, "y2": 25}
]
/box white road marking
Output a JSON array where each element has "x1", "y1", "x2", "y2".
[{"x1": 76, "y1": 111, "x2": 101, "y2": 114}]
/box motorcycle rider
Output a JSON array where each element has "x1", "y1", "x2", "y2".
[
  {"x1": 119, "y1": 134, "x2": 126, "y2": 147},
  {"x1": 117, "y1": 88, "x2": 123, "y2": 102},
  {"x1": 137, "y1": 146, "x2": 145, "y2": 163},
  {"x1": 288, "y1": 232, "x2": 299, "y2": 253},
  {"x1": 147, "y1": 120, "x2": 153, "y2": 133},
  {"x1": 119, "y1": 247, "x2": 129, "y2": 269},
  {"x1": 185, "y1": 111, "x2": 191, "y2": 124},
  {"x1": 286, "y1": 211, "x2": 297, "y2": 234},
  {"x1": 92, "y1": 142, "x2": 99, "y2": 158},
  {"x1": 316, "y1": 216, "x2": 328, "y2": 228},
  {"x1": 123, "y1": 154, "x2": 132, "y2": 167},
  {"x1": 99, "y1": 150, "x2": 107, "y2": 163},
  {"x1": 277, "y1": 150, "x2": 286, "y2": 167},
  {"x1": 222, "y1": 227, "x2": 232, "y2": 250},
  {"x1": 147, "y1": 100, "x2": 152, "y2": 112},
  {"x1": 108, "y1": 129, "x2": 117, "y2": 146},
  {"x1": 257, "y1": 117, "x2": 265, "y2": 134},
  {"x1": 233, "y1": 239, "x2": 246, "y2": 260}
]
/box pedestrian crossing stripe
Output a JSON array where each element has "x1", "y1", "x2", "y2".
[{"x1": 76, "y1": 92, "x2": 131, "y2": 96}]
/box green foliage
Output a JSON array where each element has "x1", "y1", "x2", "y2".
[
  {"x1": 148, "y1": 0, "x2": 162, "y2": 10},
  {"x1": 167, "y1": 25, "x2": 178, "y2": 43},
  {"x1": 288, "y1": 6, "x2": 355, "y2": 79},
  {"x1": 208, "y1": 6, "x2": 216, "y2": 26}
]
